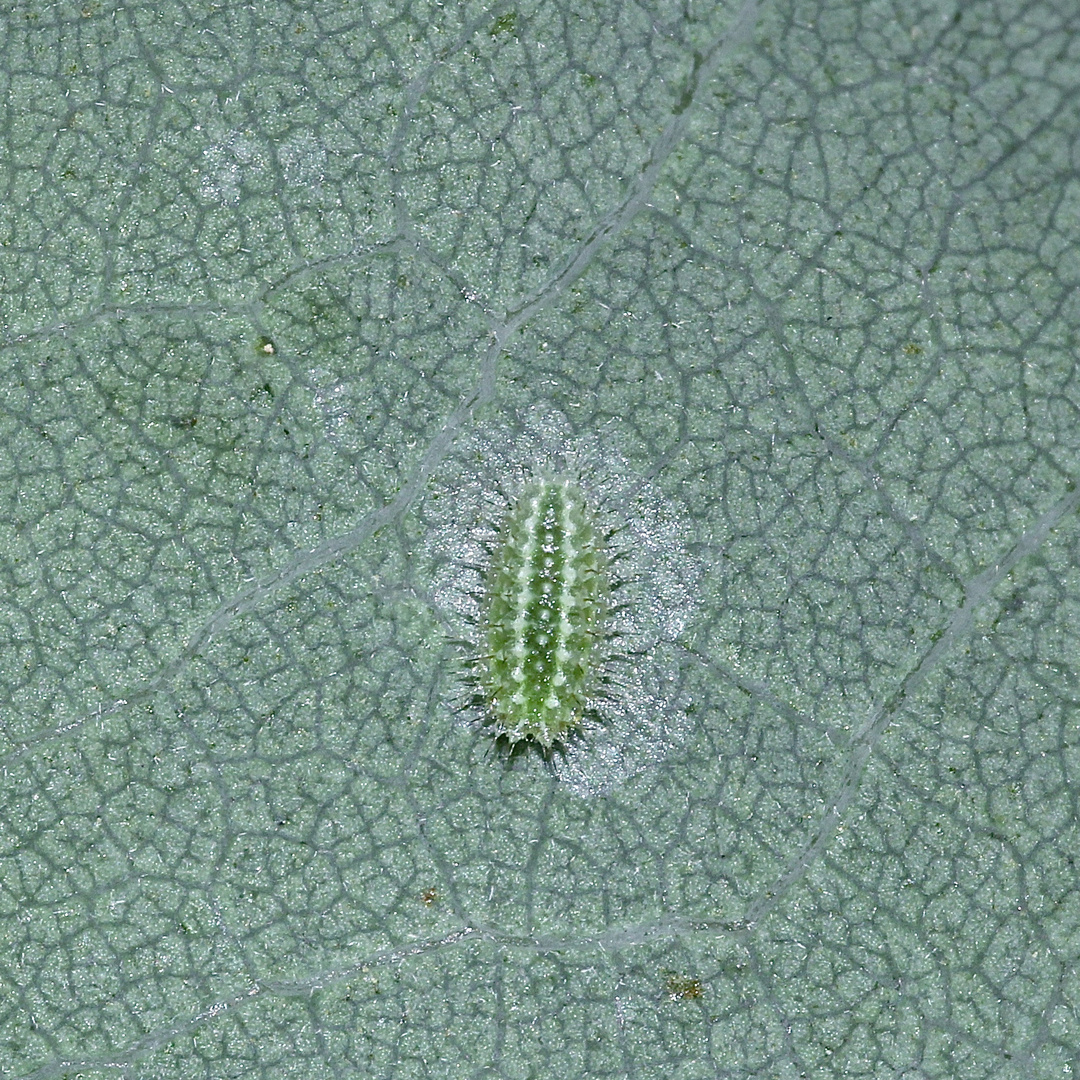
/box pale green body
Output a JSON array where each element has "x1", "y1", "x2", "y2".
[{"x1": 481, "y1": 478, "x2": 609, "y2": 749}]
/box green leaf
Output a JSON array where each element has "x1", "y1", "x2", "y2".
[{"x1": 1, "y1": 0, "x2": 1078, "y2": 1077}]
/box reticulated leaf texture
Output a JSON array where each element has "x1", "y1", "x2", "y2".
[{"x1": 1, "y1": 0, "x2": 1078, "y2": 1078}]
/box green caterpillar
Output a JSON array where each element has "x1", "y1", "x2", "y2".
[{"x1": 478, "y1": 477, "x2": 610, "y2": 751}]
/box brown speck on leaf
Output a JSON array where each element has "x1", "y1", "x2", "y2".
[{"x1": 665, "y1": 974, "x2": 705, "y2": 1001}]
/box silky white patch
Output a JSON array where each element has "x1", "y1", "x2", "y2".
[{"x1": 423, "y1": 406, "x2": 701, "y2": 796}]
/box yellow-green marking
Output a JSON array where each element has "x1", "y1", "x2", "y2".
[{"x1": 480, "y1": 477, "x2": 609, "y2": 750}]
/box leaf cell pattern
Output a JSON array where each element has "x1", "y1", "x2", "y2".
[{"x1": 0, "y1": 0, "x2": 1078, "y2": 1077}]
